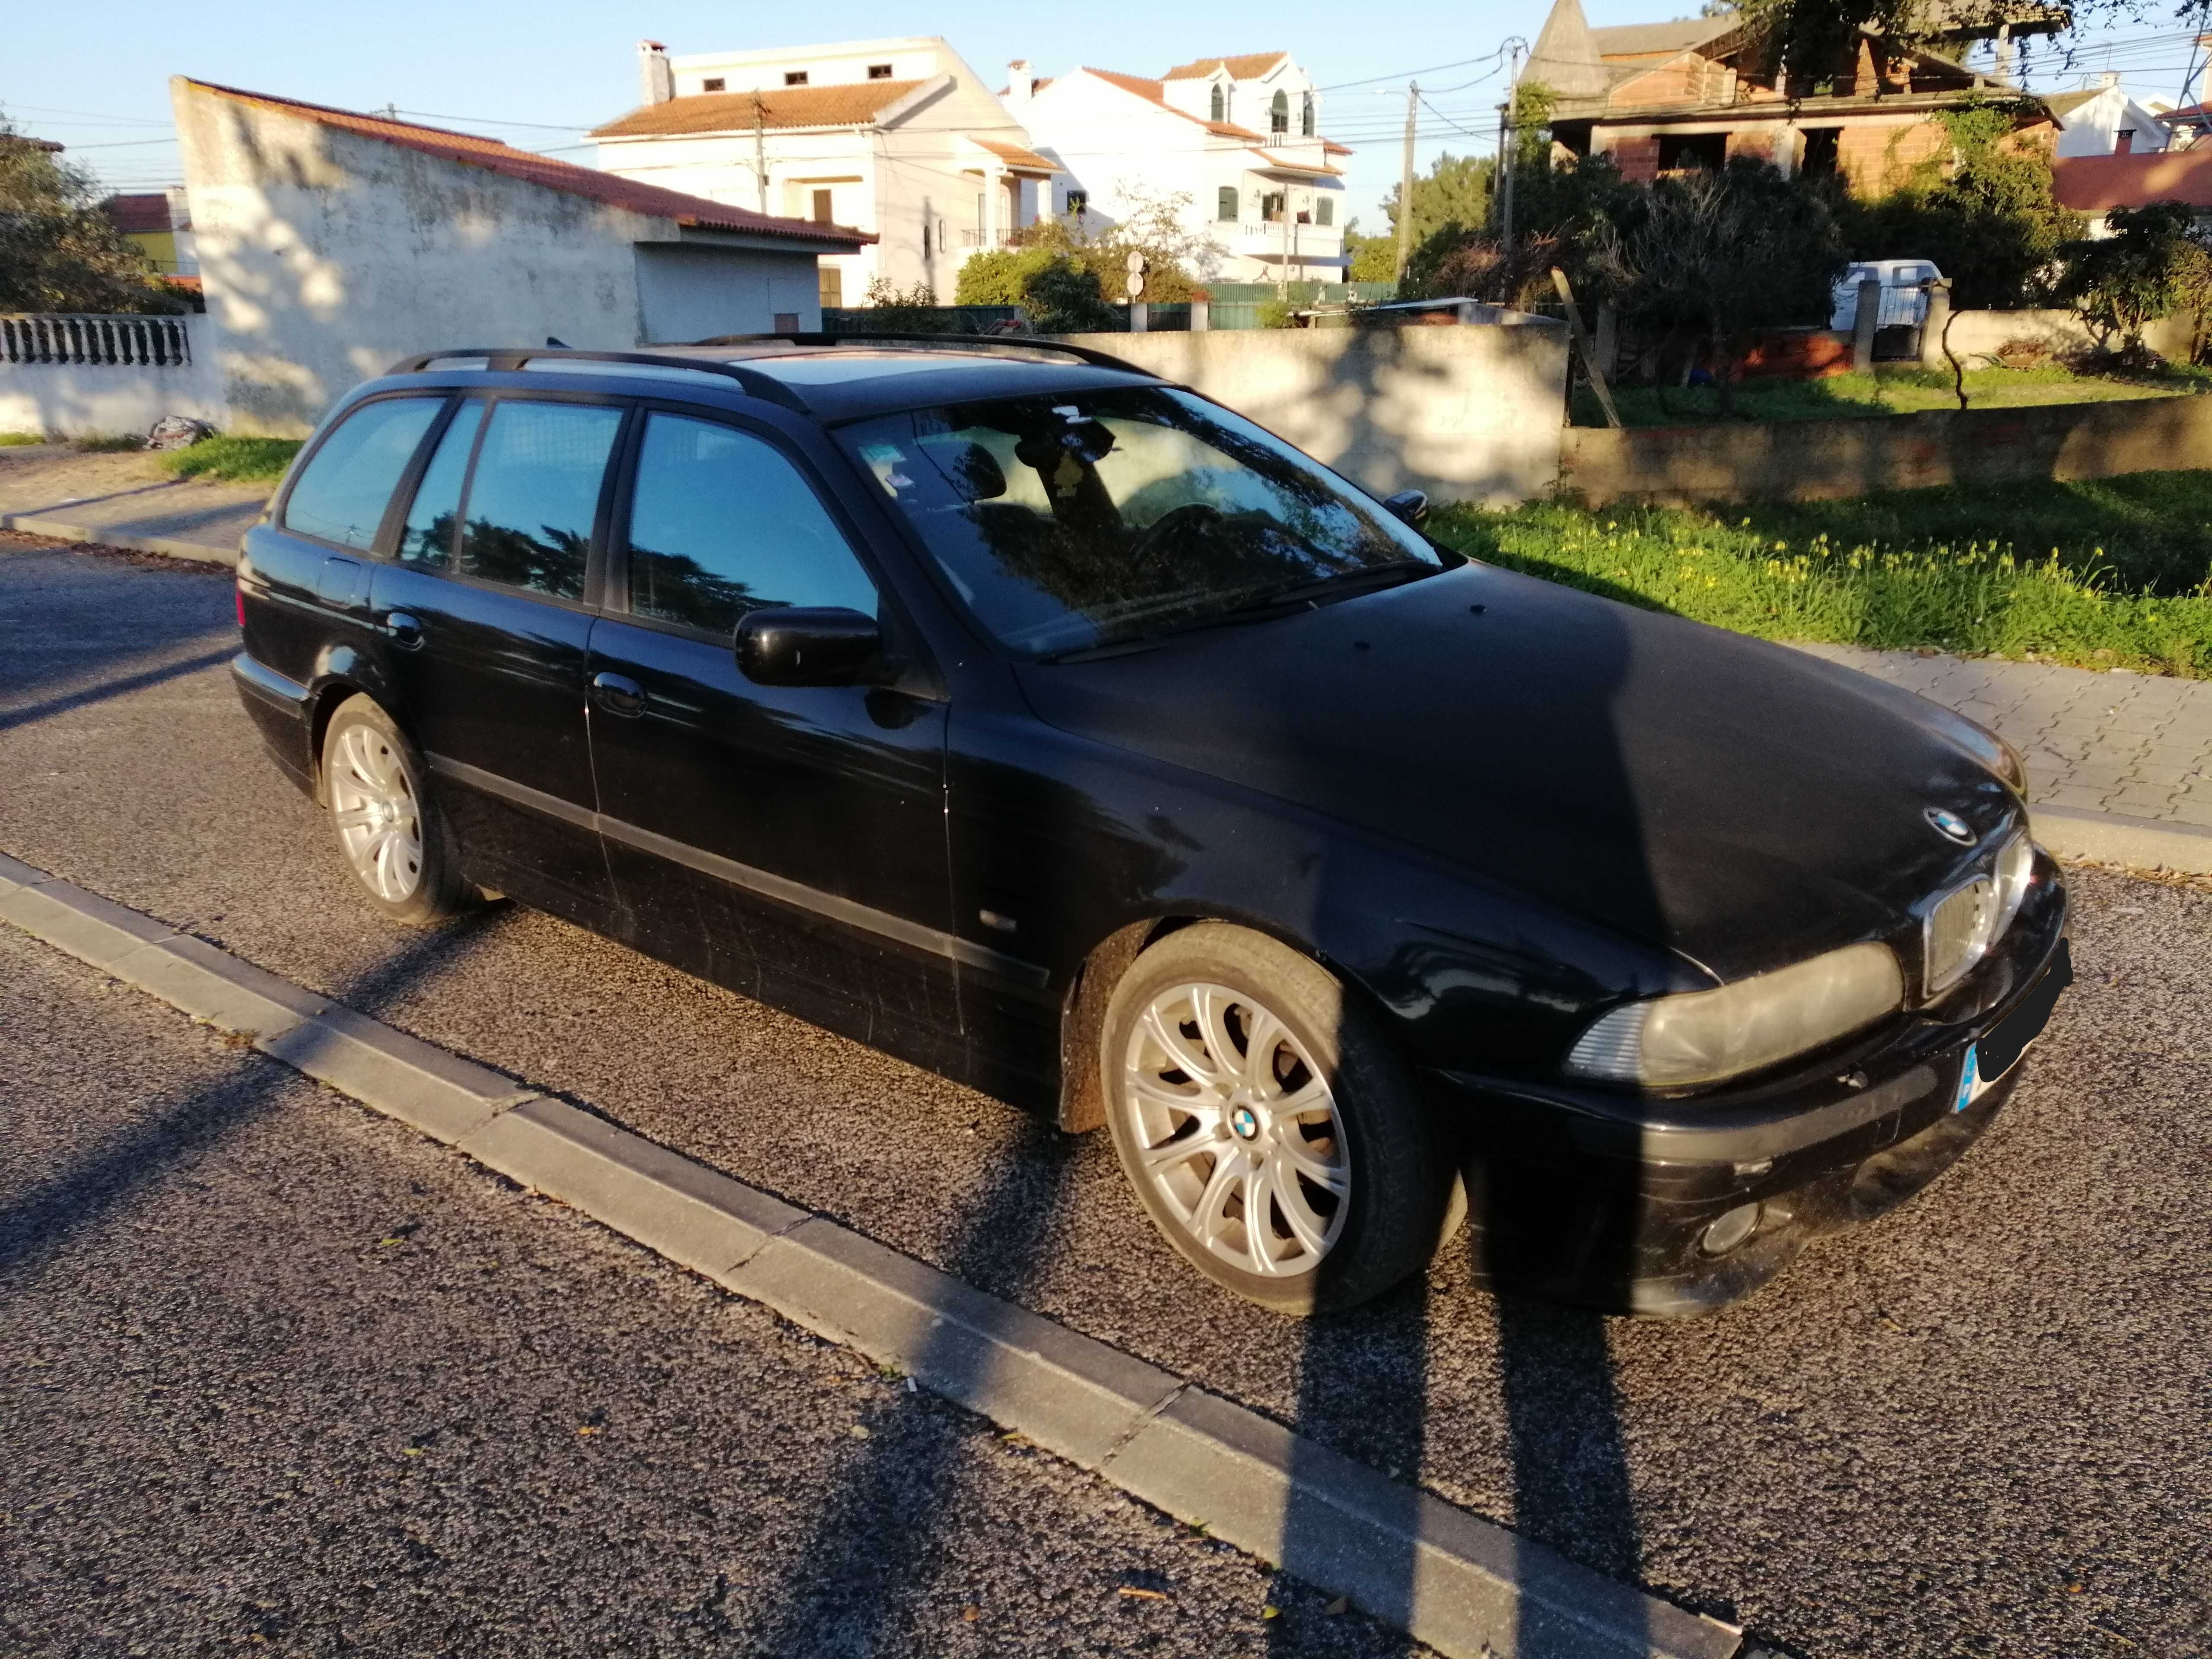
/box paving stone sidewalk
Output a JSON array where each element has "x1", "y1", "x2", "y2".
[
  {"x1": 0, "y1": 444, "x2": 267, "y2": 559},
  {"x1": 1793, "y1": 643, "x2": 2212, "y2": 830}
]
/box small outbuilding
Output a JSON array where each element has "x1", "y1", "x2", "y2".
[{"x1": 171, "y1": 78, "x2": 873, "y2": 432}]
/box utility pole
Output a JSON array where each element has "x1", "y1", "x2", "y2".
[
  {"x1": 1498, "y1": 41, "x2": 1523, "y2": 252},
  {"x1": 1393, "y1": 81, "x2": 1418, "y2": 283},
  {"x1": 753, "y1": 93, "x2": 768, "y2": 213}
]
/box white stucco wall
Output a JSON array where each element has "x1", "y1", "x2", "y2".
[
  {"x1": 172, "y1": 80, "x2": 829, "y2": 435},
  {"x1": 0, "y1": 314, "x2": 226, "y2": 440},
  {"x1": 634, "y1": 243, "x2": 822, "y2": 340},
  {"x1": 1058, "y1": 320, "x2": 1570, "y2": 504}
]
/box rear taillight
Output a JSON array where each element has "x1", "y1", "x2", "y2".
[{"x1": 235, "y1": 583, "x2": 246, "y2": 629}]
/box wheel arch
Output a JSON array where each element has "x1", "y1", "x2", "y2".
[{"x1": 1053, "y1": 908, "x2": 1400, "y2": 1135}]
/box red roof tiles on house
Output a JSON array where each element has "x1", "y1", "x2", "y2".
[
  {"x1": 2053, "y1": 149, "x2": 2212, "y2": 212},
  {"x1": 590, "y1": 80, "x2": 930, "y2": 139},
  {"x1": 103, "y1": 192, "x2": 177, "y2": 235},
  {"x1": 1162, "y1": 52, "x2": 1290, "y2": 81},
  {"x1": 969, "y1": 136, "x2": 1058, "y2": 173},
  {"x1": 181, "y1": 80, "x2": 871, "y2": 248},
  {"x1": 1079, "y1": 68, "x2": 1274, "y2": 143}
]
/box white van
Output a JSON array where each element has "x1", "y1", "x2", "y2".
[{"x1": 1830, "y1": 260, "x2": 1943, "y2": 330}]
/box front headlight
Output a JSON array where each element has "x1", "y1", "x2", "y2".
[
  {"x1": 1565, "y1": 942, "x2": 1904, "y2": 1089},
  {"x1": 1924, "y1": 830, "x2": 2035, "y2": 998}
]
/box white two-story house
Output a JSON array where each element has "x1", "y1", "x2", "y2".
[
  {"x1": 1006, "y1": 51, "x2": 1351, "y2": 284},
  {"x1": 591, "y1": 37, "x2": 1057, "y2": 306}
]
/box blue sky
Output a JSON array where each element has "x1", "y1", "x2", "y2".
[{"x1": 5, "y1": 0, "x2": 2200, "y2": 232}]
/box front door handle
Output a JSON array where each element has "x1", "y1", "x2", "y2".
[
  {"x1": 383, "y1": 610, "x2": 423, "y2": 649},
  {"x1": 592, "y1": 671, "x2": 645, "y2": 717}
]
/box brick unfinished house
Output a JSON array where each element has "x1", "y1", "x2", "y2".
[{"x1": 1528, "y1": 0, "x2": 2070, "y2": 193}]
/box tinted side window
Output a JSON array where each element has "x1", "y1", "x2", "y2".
[
  {"x1": 458, "y1": 401, "x2": 623, "y2": 601},
  {"x1": 397, "y1": 400, "x2": 483, "y2": 569},
  {"x1": 283, "y1": 397, "x2": 442, "y2": 550},
  {"x1": 626, "y1": 413, "x2": 877, "y2": 635}
]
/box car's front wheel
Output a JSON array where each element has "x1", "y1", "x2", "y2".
[
  {"x1": 320, "y1": 694, "x2": 469, "y2": 926},
  {"x1": 1100, "y1": 922, "x2": 1449, "y2": 1315}
]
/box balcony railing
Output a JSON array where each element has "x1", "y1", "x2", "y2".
[{"x1": 0, "y1": 313, "x2": 193, "y2": 367}]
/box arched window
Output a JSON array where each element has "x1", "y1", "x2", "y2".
[
  {"x1": 1301, "y1": 92, "x2": 1316, "y2": 137},
  {"x1": 1210, "y1": 83, "x2": 1224, "y2": 122},
  {"x1": 1270, "y1": 89, "x2": 1289, "y2": 136}
]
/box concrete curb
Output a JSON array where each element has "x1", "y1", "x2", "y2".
[
  {"x1": 0, "y1": 854, "x2": 1741, "y2": 1659},
  {"x1": 2031, "y1": 802, "x2": 2212, "y2": 877},
  {"x1": 0, "y1": 511, "x2": 238, "y2": 568}
]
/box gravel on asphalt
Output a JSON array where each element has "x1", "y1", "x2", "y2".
[{"x1": 5, "y1": 534, "x2": 2208, "y2": 1658}]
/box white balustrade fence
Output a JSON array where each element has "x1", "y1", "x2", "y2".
[{"x1": 1, "y1": 313, "x2": 194, "y2": 369}]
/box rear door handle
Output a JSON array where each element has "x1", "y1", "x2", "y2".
[
  {"x1": 592, "y1": 671, "x2": 645, "y2": 717},
  {"x1": 383, "y1": 610, "x2": 423, "y2": 649}
]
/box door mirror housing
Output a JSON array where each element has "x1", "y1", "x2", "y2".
[
  {"x1": 734, "y1": 606, "x2": 884, "y2": 687},
  {"x1": 1382, "y1": 489, "x2": 1429, "y2": 528}
]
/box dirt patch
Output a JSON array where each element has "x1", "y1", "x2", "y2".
[{"x1": 0, "y1": 528, "x2": 232, "y2": 574}]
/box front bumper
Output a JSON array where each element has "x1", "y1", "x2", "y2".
[{"x1": 1427, "y1": 861, "x2": 2072, "y2": 1316}]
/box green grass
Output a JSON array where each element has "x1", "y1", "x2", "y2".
[
  {"x1": 0, "y1": 432, "x2": 44, "y2": 446},
  {"x1": 1572, "y1": 364, "x2": 2212, "y2": 428},
  {"x1": 159, "y1": 435, "x2": 303, "y2": 485},
  {"x1": 1432, "y1": 469, "x2": 2212, "y2": 678},
  {"x1": 73, "y1": 433, "x2": 146, "y2": 453}
]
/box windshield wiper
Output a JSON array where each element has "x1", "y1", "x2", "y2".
[{"x1": 1035, "y1": 561, "x2": 1437, "y2": 664}]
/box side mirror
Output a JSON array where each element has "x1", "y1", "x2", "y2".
[
  {"x1": 1383, "y1": 489, "x2": 1429, "y2": 528},
  {"x1": 734, "y1": 606, "x2": 883, "y2": 687}
]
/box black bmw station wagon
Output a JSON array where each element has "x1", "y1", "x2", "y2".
[{"x1": 233, "y1": 339, "x2": 2071, "y2": 1316}]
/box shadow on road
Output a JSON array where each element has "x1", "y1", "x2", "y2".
[{"x1": 0, "y1": 644, "x2": 237, "y2": 735}]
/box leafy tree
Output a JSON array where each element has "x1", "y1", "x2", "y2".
[
  {"x1": 952, "y1": 245, "x2": 1122, "y2": 331},
  {"x1": 1344, "y1": 227, "x2": 1398, "y2": 283},
  {"x1": 1378, "y1": 153, "x2": 1495, "y2": 255},
  {"x1": 0, "y1": 126, "x2": 183, "y2": 314},
  {"x1": 1836, "y1": 97, "x2": 2079, "y2": 308},
  {"x1": 2057, "y1": 203, "x2": 2197, "y2": 357},
  {"x1": 1591, "y1": 156, "x2": 1845, "y2": 412}
]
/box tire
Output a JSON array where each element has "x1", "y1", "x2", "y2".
[
  {"x1": 319, "y1": 694, "x2": 470, "y2": 926},
  {"x1": 1099, "y1": 922, "x2": 1449, "y2": 1316}
]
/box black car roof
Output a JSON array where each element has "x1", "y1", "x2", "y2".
[{"x1": 377, "y1": 337, "x2": 1166, "y2": 423}]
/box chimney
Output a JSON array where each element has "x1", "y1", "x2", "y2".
[
  {"x1": 2100, "y1": 70, "x2": 2120, "y2": 90},
  {"x1": 639, "y1": 40, "x2": 674, "y2": 106},
  {"x1": 1006, "y1": 59, "x2": 1035, "y2": 105}
]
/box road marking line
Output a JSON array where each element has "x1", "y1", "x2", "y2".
[{"x1": 0, "y1": 854, "x2": 1743, "y2": 1659}]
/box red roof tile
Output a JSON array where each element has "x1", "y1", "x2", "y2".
[
  {"x1": 591, "y1": 80, "x2": 930, "y2": 139},
  {"x1": 970, "y1": 135, "x2": 1058, "y2": 173},
  {"x1": 1080, "y1": 68, "x2": 1274, "y2": 142},
  {"x1": 183, "y1": 79, "x2": 871, "y2": 248},
  {"x1": 103, "y1": 192, "x2": 176, "y2": 234},
  {"x1": 1162, "y1": 52, "x2": 1290, "y2": 81},
  {"x1": 2053, "y1": 149, "x2": 2212, "y2": 211}
]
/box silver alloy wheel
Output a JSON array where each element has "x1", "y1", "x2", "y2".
[
  {"x1": 329, "y1": 723, "x2": 424, "y2": 903},
  {"x1": 1121, "y1": 981, "x2": 1350, "y2": 1278}
]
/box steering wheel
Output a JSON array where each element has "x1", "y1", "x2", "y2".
[{"x1": 1128, "y1": 503, "x2": 1224, "y2": 574}]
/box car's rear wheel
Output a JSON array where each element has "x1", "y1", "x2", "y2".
[
  {"x1": 1100, "y1": 922, "x2": 1449, "y2": 1315},
  {"x1": 321, "y1": 695, "x2": 468, "y2": 926}
]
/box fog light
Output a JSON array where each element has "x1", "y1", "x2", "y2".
[{"x1": 1700, "y1": 1202, "x2": 1762, "y2": 1257}]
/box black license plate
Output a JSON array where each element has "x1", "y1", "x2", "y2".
[{"x1": 1975, "y1": 936, "x2": 2073, "y2": 1083}]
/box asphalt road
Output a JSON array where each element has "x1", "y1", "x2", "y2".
[
  {"x1": 4, "y1": 533, "x2": 2209, "y2": 1658},
  {"x1": 0, "y1": 914, "x2": 1431, "y2": 1658}
]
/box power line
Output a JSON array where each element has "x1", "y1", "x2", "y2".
[{"x1": 1316, "y1": 47, "x2": 1509, "y2": 93}]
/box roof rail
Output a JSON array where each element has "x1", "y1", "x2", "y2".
[
  {"x1": 381, "y1": 347, "x2": 809, "y2": 410},
  {"x1": 694, "y1": 331, "x2": 1155, "y2": 376}
]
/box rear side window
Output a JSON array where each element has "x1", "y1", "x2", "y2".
[
  {"x1": 625, "y1": 413, "x2": 877, "y2": 635},
  {"x1": 458, "y1": 401, "x2": 624, "y2": 601},
  {"x1": 397, "y1": 401, "x2": 483, "y2": 569},
  {"x1": 283, "y1": 397, "x2": 442, "y2": 550}
]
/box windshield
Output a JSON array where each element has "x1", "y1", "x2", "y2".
[{"x1": 835, "y1": 387, "x2": 1444, "y2": 658}]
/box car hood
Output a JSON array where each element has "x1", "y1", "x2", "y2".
[{"x1": 1014, "y1": 562, "x2": 2020, "y2": 982}]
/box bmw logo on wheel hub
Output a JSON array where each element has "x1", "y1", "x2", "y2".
[{"x1": 1230, "y1": 1105, "x2": 1260, "y2": 1140}]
